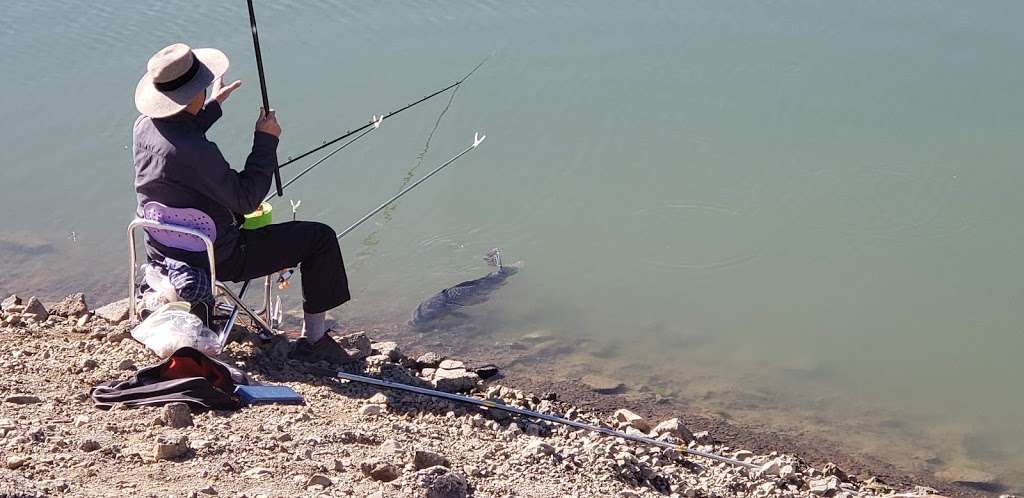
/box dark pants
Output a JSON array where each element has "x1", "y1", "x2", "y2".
[{"x1": 216, "y1": 221, "x2": 350, "y2": 314}]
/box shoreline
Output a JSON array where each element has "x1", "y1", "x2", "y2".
[{"x1": 0, "y1": 291, "x2": 1009, "y2": 497}]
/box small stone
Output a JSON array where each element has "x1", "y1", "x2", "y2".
[
  {"x1": 370, "y1": 341, "x2": 403, "y2": 362},
  {"x1": 651, "y1": 417, "x2": 694, "y2": 443},
  {"x1": 305, "y1": 474, "x2": 333, "y2": 488},
  {"x1": 7, "y1": 455, "x2": 28, "y2": 469},
  {"x1": 334, "y1": 331, "x2": 372, "y2": 361},
  {"x1": 152, "y1": 434, "x2": 190, "y2": 460},
  {"x1": 413, "y1": 448, "x2": 450, "y2": 470},
  {"x1": 80, "y1": 358, "x2": 99, "y2": 371},
  {"x1": 5, "y1": 394, "x2": 41, "y2": 404},
  {"x1": 413, "y1": 466, "x2": 468, "y2": 498},
  {"x1": 438, "y1": 359, "x2": 465, "y2": 370},
  {"x1": 117, "y1": 359, "x2": 136, "y2": 371},
  {"x1": 1, "y1": 294, "x2": 21, "y2": 312},
  {"x1": 358, "y1": 404, "x2": 382, "y2": 416},
  {"x1": 198, "y1": 484, "x2": 217, "y2": 495},
  {"x1": 243, "y1": 467, "x2": 273, "y2": 478},
  {"x1": 617, "y1": 492, "x2": 641, "y2": 498},
  {"x1": 22, "y1": 297, "x2": 49, "y2": 321},
  {"x1": 368, "y1": 393, "x2": 389, "y2": 405},
  {"x1": 94, "y1": 298, "x2": 131, "y2": 324},
  {"x1": 50, "y1": 293, "x2": 88, "y2": 317},
  {"x1": 80, "y1": 439, "x2": 101, "y2": 452},
  {"x1": 809, "y1": 476, "x2": 841, "y2": 496},
  {"x1": 779, "y1": 464, "x2": 796, "y2": 479},
  {"x1": 581, "y1": 374, "x2": 625, "y2": 394},
  {"x1": 359, "y1": 459, "x2": 400, "y2": 482},
  {"x1": 73, "y1": 415, "x2": 90, "y2": 427},
  {"x1": 522, "y1": 439, "x2": 555, "y2": 458},
  {"x1": 76, "y1": 314, "x2": 91, "y2": 327},
  {"x1": 162, "y1": 402, "x2": 194, "y2": 428},
  {"x1": 822, "y1": 462, "x2": 849, "y2": 481},
  {"x1": 613, "y1": 409, "x2": 650, "y2": 432},
  {"x1": 733, "y1": 449, "x2": 754, "y2": 462},
  {"x1": 416, "y1": 352, "x2": 445, "y2": 368}
]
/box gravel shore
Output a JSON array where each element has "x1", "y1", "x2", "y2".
[{"x1": 0, "y1": 293, "x2": 1002, "y2": 498}]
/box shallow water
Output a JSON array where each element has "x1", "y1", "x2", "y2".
[{"x1": 2, "y1": 0, "x2": 1022, "y2": 490}]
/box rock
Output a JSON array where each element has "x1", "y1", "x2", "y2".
[
  {"x1": 368, "y1": 393, "x2": 389, "y2": 405},
  {"x1": 76, "y1": 314, "x2": 91, "y2": 327},
  {"x1": 469, "y1": 364, "x2": 500, "y2": 379},
  {"x1": 821, "y1": 462, "x2": 849, "y2": 481},
  {"x1": 6, "y1": 455, "x2": 28, "y2": 470},
  {"x1": 809, "y1": 476, "x2": 841, "y2": 496},
  {"x1": 358, "y1": 404, "x2": 382, "y2": 416},
  {"x1": 581, "y1": 374, "x2": 626, "y2": 394},
  {"x1": 162, "y1": 402, "x2": 194, "y2": 428},
  {"x1": 413, "y1": 466, "x2": 468, "y2": 498},
  {"x1": 522, "y1": 439, "x2": 555, "y2": 457},
  {"x1": 305, "y1": 474, "x2": 333, "y2": 488},
  {"x1": 413, "y1": 448, "x2": 450, "y2": 470},
  {"x1": 652, "y1": 417, "x2": 695, "y2": 443},
  {"x1": 22, "y1": 297, "x2": 48, "y2": 321},
  {"x1": 438, "y1": 359, "x2": 465, "y2": 370},
  {"x1": 1, "y1": 294, "x2": 21, "y2": 312},
  {"x1": 360, "y1": 459, "x2": 400, "y2": 482},
  {"x1": 197, "y1": 484, "x2": 217, "y2": 495},
  {"x1": 778, "y1": 463, "x2": 795, "y2": 479},
  {"x1": 73, "y1": 415, "x2": 90, "y2": 427},
  {"x1": 936, "y1": 467, "x2": 997, "y2": 488},
  {"x1": 416, "y1": 352, "x2": 445, "y2": 368},
  {"x1": 153, "y1": 434, "x2": 190, "y2": 460},
  {"x1": 370, "y1": 341, "x2": 403, "y2": 362},
  {"x1": 431, "y1": 368, "x2": 479, "y2": 393},
  {"x1": 94, "y1": 298, "x2": 130, "y2": 324},
  {"x1": 50, "y1": 293, "x2": 88, "y2": 317},
  {"x1": 733, "y1": 449, "x2": 754, "y2": 462},
  {"x1": 613, "y1": 409, "x2": 650, "y2": 432},
  {"x1": 334, "y1": 331, "x2": 372, "y2": 361},
  {"x1": 243, "y1": 467, "x2": 273, "y2": 478},
  {"x1": 5, "y1": 394, "x2": 41, "y2": 404},
  {"x1": 617, "y1": 492, "x2": 641, "y2": 498},
  {"x1": 80, "y1": 439, "x2": 101, "y2": 452}
]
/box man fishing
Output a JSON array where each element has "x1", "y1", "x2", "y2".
[{"x1": 132, "y1": 43, "x2": 351, "y2": 362}]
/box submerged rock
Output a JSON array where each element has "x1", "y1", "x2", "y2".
[{"x1": 581, "y1": 374, "x2": 626, "y2": 394}]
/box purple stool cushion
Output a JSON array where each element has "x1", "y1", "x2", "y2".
[{"x1": 142, "y1": 202, "x2": 217, "y2": 253}]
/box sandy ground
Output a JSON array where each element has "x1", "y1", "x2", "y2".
[{"x1": 0, "y1": 293, "x2": 996, "y2": 498}]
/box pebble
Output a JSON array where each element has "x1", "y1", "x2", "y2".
[
  {"x1": 359, "y1": 459, "x2": 400, "y2": 482},
  {"x1": 79, "y1": 439, "x2": 101, "y2": 452},
  {"x1": 368, "y1": 393, "x2": 389, "y2": 405},
  {"x1": 5, "y1": 394, "x2": 42, "y2": 404},
  {"x1": 612, "y1": 409, "x2": 650, "y2": 432},
  {"x1": 358, "y1": 404, "x2": 382, "y2": 416},
  {"x1": 305, "y1": 474, "x2": 333, "y2": 488},
  {"x1": 162, "y1": 402, "x2": 194, "y2": 428},
  {"x1": 414, "y1": 466, "x2": 468, "y2": 498},
  {"x1": 413, "y1": 448, "x2": 450, "y2": 470},
  {"x1": 652, "y1": 417, "x2": 695, "y2": 443},
  {"x1": 522, "y1": 439, "x2": 555, "y2": 458},
  {"x1": 416, "y1": 352, "x2": 445, "y2": 368},
  {"x1": 117, "y1": 359, "x2": 137, "y2": 371},
  {"x1": 152, "y1": 434, "x2": 190, "y2": 460},
  {"x1": 7, "y1": 455, "x2": 28, "y2": 469}
]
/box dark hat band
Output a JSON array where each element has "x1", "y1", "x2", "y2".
[{"x1": 153, "y1": 53, "x2": 202, "y2": 92}]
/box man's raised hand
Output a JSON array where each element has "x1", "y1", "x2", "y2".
[
  {"x1": 212, "y1": 77, "x2": 242, "y2": 104},
  {"x1": 256, "y1": 107, "x2": 282, "y2": 138}
]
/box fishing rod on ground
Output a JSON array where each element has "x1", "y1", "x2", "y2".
[
  {"x1": 245, "y1": 0, "x2": 284, "y2": 197},
  {"x1": 335, "y1": 371, "x2": 757, "y2": 469},
  {"x1": 220, "y1": 132, "x2": 488, "y2": 337}
]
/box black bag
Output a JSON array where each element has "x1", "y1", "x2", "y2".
[{"x1": 90, "y1": 347, "x2": 249, "y2": 410}]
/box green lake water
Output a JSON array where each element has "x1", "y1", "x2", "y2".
[{"x1": 1, "y1": 1, "x2": 1021, "y2": 490}]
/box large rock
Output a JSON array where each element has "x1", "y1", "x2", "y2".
[
  {"x1": 413, "y1": 448, "x2": 450, "y2": 470},
  {"x1": 370, "y1": 341, "x2": 404, "y2": 362},
  {"x1": 152, "y1": 434, "x2": 190, "y2": 460},
  {"x1": 334, "y1": 332, "x2": 372, "y2": 361},
  {"x1": 22, "y1": 297, "x2": 48, "y2": 321},
  {"x1": 652, "y1": 417, "x2": 695, "y2": 443},
  {"x1": 581, "y1": 374, "x2": 625, "y2": 394},
  {"x1": 50, "y1": 293, "x2": 88, "y2": 317},
  {"x1": 94, "y1": 298, "x2": 130, "y2": 324},
  {"x1": 412, "y1": 466, "x2": 469, "y2": 498},
  {"x1": 360, "y1": 459, "x2": 400, "y2": 482},
  {"x1": 416, "y1": 352, "x2": 445, "y2": 369},
  {"x1": 808, "y1": 476, "x2": 841, "y2": 496},
  {"x1": 1, "y1": 294, "x2": 21, "y2": 312},
  {"x1": 431, "y1": 368, "x2": 479, "y2": 393},
  {"x1": 613, "y1": 409, "x2": 650, "y2": 432}
]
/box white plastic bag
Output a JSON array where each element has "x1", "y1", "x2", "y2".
[
  {"x1": 131, "y1": 302, "x2": 221, "y2": 358},
  {"x1": 140, "y1": 264, "x2": 180, "y2": 311}
]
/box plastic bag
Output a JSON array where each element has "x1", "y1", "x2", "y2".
[
  {"x1": 140, "y1": 264, "x2": 180, "y2": 312},
  {"x1": 131, "y1": 302, "x2": 221, "y2": 358}
]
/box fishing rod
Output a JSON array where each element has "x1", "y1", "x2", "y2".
[
  {"x1": 277, "y1": 55, "x2": 489, "y2": 172},
  {"x1": 264, "y1": 115, "x2": 383, "y2": 203},
  {"x1": 336, "y1": 132, "x2": 485, "y2": 240},
  {"x1": 221, "y1": 133, "x2": 488, "y2": 336},
  {"x1": 246, "y1": 0, "x2": 284, "y2": 197},
  {"x1": 335, "y1": 371, "x2": 756, "y2": 469}
]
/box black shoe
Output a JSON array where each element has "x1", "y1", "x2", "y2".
[{"x1": 289, "y1": 333, "x2": 349, "y2": 364}]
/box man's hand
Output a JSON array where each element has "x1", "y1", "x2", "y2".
[
  {"x1": 255, "y1": 107, "x2": 282, "y2": 138},
  {"x1": 212, "y1": 77, "x2": 242, "y2": 104}
]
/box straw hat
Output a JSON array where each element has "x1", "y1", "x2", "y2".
[{"x1": 135, "y1": 43, "x2": 229, "y2": 118}]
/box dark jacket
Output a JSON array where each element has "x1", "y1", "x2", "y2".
[{"x1": 133, "y1": 101, "x2": 279, "y2": 266}]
